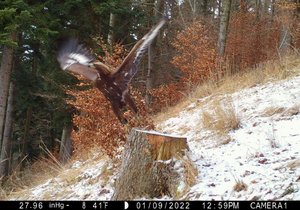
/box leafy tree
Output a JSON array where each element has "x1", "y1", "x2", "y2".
[{"x1": 0, "y1": 0, "x2": 152, "y2": 176}]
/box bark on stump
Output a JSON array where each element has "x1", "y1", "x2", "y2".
[{"x1": 112, "y1": 128, "x2": 188, "y2": 200}]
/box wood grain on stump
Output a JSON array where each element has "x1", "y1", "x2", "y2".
[{"x1": 112, "y1": 128, "x2": 188, "y2": 200}]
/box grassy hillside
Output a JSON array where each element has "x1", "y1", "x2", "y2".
[{"x1": 2, "y1": 54, "x2": 300, "y2": 200}]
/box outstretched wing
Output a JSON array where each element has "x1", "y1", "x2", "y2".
[
  {"x1": 113, "y1": 18, "x2": 167, "y2": 86},
  {"x1": 57, "y1": 39, "x2": 99, "y2": 81}
]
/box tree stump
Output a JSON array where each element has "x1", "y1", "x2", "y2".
[{"x1": 112, "y1": 128, "x2": 190, "y2": 200}]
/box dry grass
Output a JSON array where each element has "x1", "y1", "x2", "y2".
[
  {"x1": 285, "y1": 159, "x2": 300, "y2": 170},
  {"x1": 1, "y1": 145, "x2": 109, "y2": 200},
  {"x1": 262, "y1": 105, "x2": 300, "y2": 118},
  {"x1": 0, "y1": 157, "x2": 63, "y2": 200},
  {"x1": 173, "y1": 154, "x2": 198, "y2": 199},
  {"x1": 0, "y1": 141, "x2": 66, "y2": 199},
  {"x1": 281, "y1": 105, "x2": 300, "y2": 117},
  {"x1": 98, "y1": 163, "x2": 112, "y2": 184},
  {"x1": 153, "y1": 100, "x2": 191, "y2": 124},
  {"x1": 153, "y1": 54, "x2": 300, "y2": 125},
  {"x1": 264, "y1": 54, "x2": 300, "y2": 80},
  {"x1": 262, "y1": 107, "x2": 286, "y2": 117},
  {"x1": 202, "y1": 97, "x2": 240, "y2": 137},
  {"x1": 8, "y1": 154, "x2": 111, "y2": 200},
  {"x1": 153, "y1": 82, "x2": 217, "y2": 124},
  {"x1": 233, "y1": 179, "x2": 248, "y2": 192},
  {"x1": 218, "y1": 54, "x2": 300, "y2": 95},
  {"x1": 181, "y1": 156, "x2": 198, "y2": 189}
]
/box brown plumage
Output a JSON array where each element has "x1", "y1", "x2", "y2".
[{"x1": 57, "y1": 19, "x2": 166, "y2": 124}]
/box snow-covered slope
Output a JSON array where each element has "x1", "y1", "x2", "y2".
[
  {"x1": 8, "y1": 73, "x2": 300, "y2": 200},
  {"x1": 158, "y1": 75, "x2": 300, "y2": 200}
]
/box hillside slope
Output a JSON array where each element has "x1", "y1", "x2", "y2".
[
  {"x1": 157, "y1": 75, "x2": 300, "y2": 200},
  {"x1": 7, "y1": 70, "x2": 300, "y2": 200}
]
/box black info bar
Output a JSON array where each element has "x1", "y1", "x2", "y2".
[{"x1": 0, "y1": 201, "x2": 297, "y2": 210}]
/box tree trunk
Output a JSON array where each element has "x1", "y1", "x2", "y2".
[
  {"x1": 217, "y1": 0, "x2": 232, "y2": 56},
  {"x1": 217, "y1": 0, "x2": 221, "y2": 18},
  {"x1": 59, "y1": 124, "x2": 73, "y2": 164},
  {"x1": 21, "y1": 107, "x2": 32, "y2": 166},
  {"x1": 279, "y1": 25, "x2": 292, "y2": 55},
  {"x1": 296, "y1": 0, "x2": 300, "y2": 15},
  {"x1": 107, "y1": 13, "x2": 116, "y2": 47},
  {"x1": 0, "y1": 83, "x2": 14, "y2": 177},
  {"x1": 271, "y1": 0, "x2": 275, "y2": 19},
  {"x1": 0, "y1": 34, "x2": 16, "y2": 147},
  {"x1": 112, "y1": 129, "x2": 192, "y2": 200},
  {"x1": 145, "y1": 0, "x2": 164, "y2": 107},
  {"x1": 145, "y1": 46, "x2": 152, "y2": 106},
  {"x1": 187, "y1": 0, "x2": 198, "y2": 20},
  {"x1": 201, "y1": 0, "x2": 209, "y2": 16},
  {"x1": 278, "y1": 0, "x2": 294, "y2": 55},
  {"x1": 19, "y1": 48, "x2": 38, "y2": 166},
  {"x1": 256, "y1": 0, "x2": 262, "y2": 19},
  {"x1": 177, "y1": 1, "x2": 186, "y2": 23},
  {"x1": 263, "y1": 0, "x2": 271, "y2": 14}
]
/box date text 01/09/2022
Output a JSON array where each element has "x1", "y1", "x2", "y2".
[{"x1": 135, "y1": 201, "x2": 190, "y2": 210}]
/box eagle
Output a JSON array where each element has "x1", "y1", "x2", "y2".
[{"x1": 57, "y1": 19, "x2": 166, "y2": 124}]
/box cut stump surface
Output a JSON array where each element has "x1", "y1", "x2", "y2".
[{"x1": 112, "y1": 128, "x2": 189, "y2": 200}]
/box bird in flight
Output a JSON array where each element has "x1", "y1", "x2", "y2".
[{"x1": 57, "y1": 19, "x2": 166, "y2": 124}]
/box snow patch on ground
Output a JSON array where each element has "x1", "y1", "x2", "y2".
[
  {"x1": 158, "y1": 75, "x2": 300, "y2": 200},
  {"x1": 10, "y1": 156, "x2": 115, "y2": 200},
  {"x1": 9, "y1": 73, "x2": 300, "y2": 200}
]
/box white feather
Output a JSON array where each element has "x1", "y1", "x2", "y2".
[
  {"x1": 57, "y1": 39, "x2": 94, "y2": 71},
  {"x1": 134, "y1": 19, "x2": 166, "y2": 62},
  {"x1": 69, "y1": 53, "x2": 92, "y2": 65}
]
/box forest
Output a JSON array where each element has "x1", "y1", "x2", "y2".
[{"x1": 0, "y1": 0, "x2": 300, "y2": 189}]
